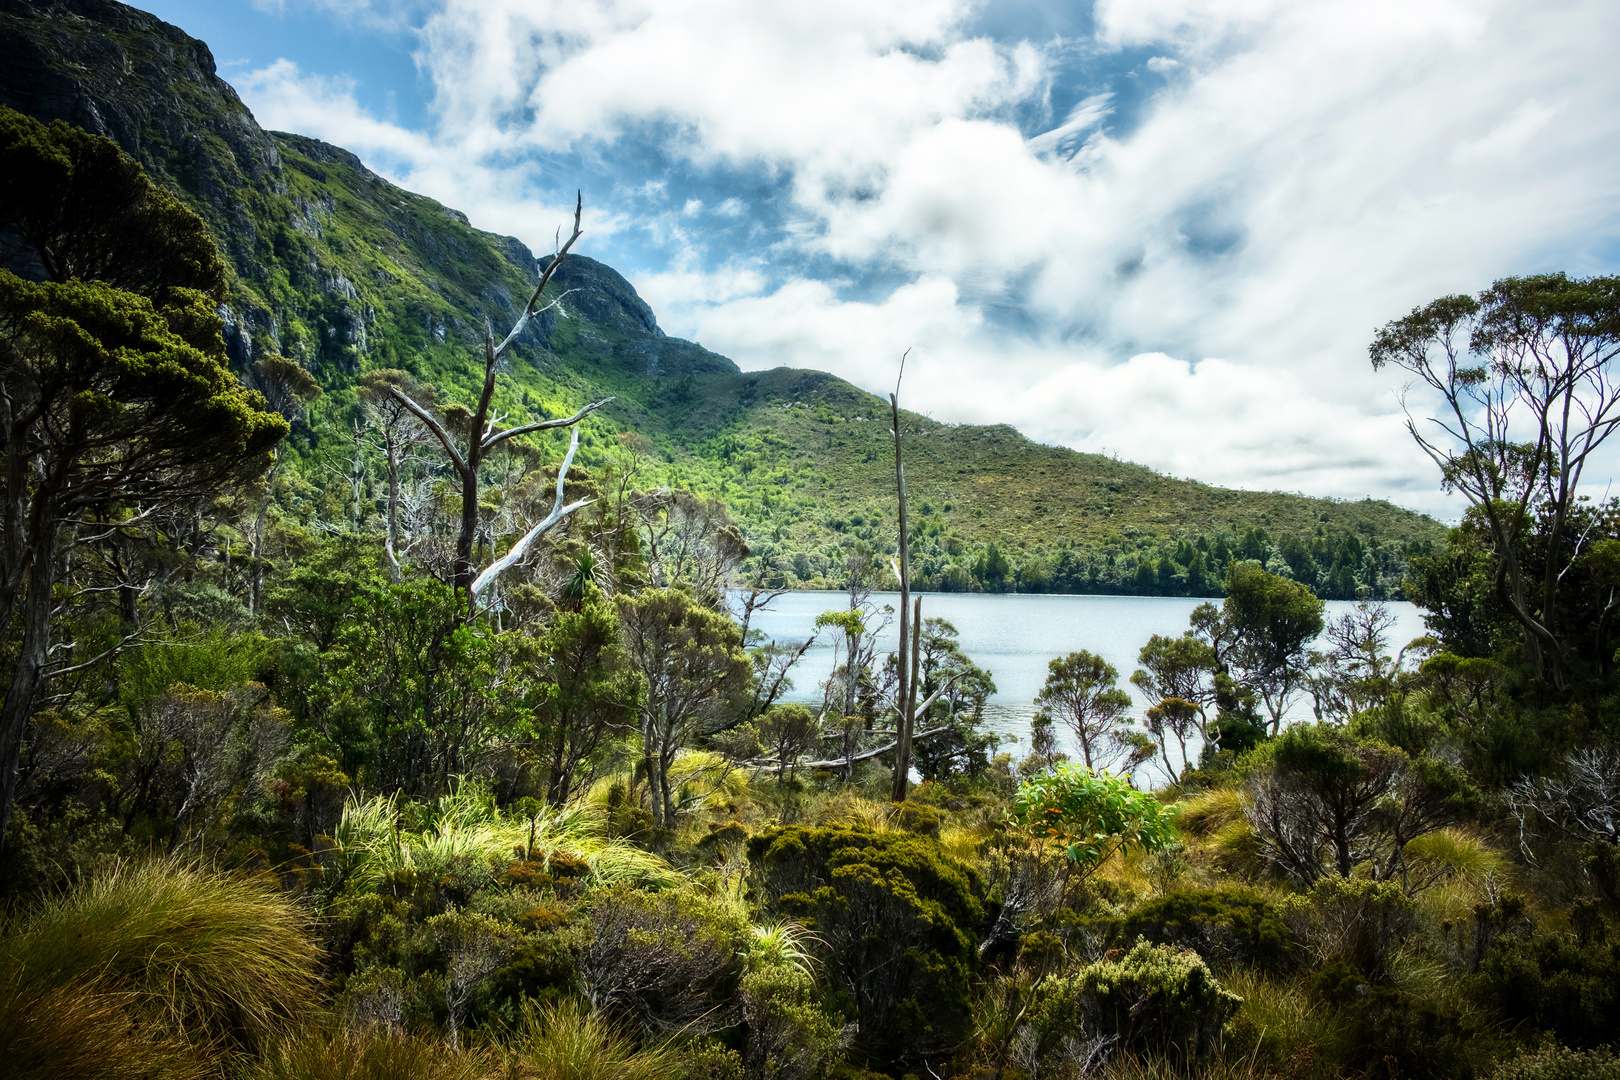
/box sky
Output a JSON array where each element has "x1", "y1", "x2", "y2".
[{"x1": 131, "y1": 0, "x2": 1620, "y2": 520}]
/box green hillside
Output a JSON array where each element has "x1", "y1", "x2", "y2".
[{"x1": 0, "y1": 0, "x2": 1445, "y2": 598}]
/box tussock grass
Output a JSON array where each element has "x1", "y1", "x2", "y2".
[
  {"x1": 504, "y1": 999, "x2": 673, "y2": 1080},
  {"x1": 335, "y1": 785, "x2": 681, "y2": 892},
  {"x1": 0, "y1": 976, "x2": 209, "y2": 1080},
  {"x1": 253, "y1": 1025, "x2": 496, "y2": 1080},
  {"x1": 741, "y1": 918, "x2": 821, "y2": 976},
  {"x1": 1, "y1": 859, "x2": 319, "y2": 1055}
]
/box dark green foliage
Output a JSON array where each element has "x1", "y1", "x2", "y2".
[
  {"x1": 1027, "y1": 940, "x2": 1241, "y2": 1061},
  {"x1": 1313, "y1": 959, "x2": 1474, "y2": 1080},
  {"x1": 1111, "y1": 887, "x2": 1293, "y2": 969},
  {"x1": 1478, "y1": 920, "x2": 1620, "y2": 1050},
  {"x1": 747, "y1": 825, "x2": 986, "y2": 1064}
]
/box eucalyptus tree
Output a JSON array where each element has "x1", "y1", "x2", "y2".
[
  {"x1": 1371, "y1": 273, "x2": 1620, "y2": 688},
  {"x1": 0, "y1": 107, "x2": 286, "y2": 850},
  {"x1": 1034, "y1": 651, "x2": 1143, "y2": 772},
  {"x1": 617, "y1": 588, "x2": 750, "y2": 827}
]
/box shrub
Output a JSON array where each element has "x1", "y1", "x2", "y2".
[
  {"x1": 1283, "y1": 875, "x2": 1413, "y2": 980},
  {"x1": 747, "y1": 825, "x2": 986, "y2": 1064},
  {"x1": 1112, "y1": 887, "x2": 1293, "y2": 969},
  {"x1": 580, "y1": 885, "x2": 745, "y2": 1034},
  {"x1": 1027, "y1": 940, "x2": 1241, "y2": 1061},
  {"x1": 1008, "y1": 763, "x2": 1180, "y2": 875},
  {"x1": 1, "y1": 859, "x2": 319, "y2": 1055},
  {"x1": 1492, "y1": 1045, "x2": 1620, "y2": 1080},
  {"x1": 739, "y1": 965, "x2": 846, "y2": 1080},
  {"x1": 1478, "y1": 923, "x2": 1620, "y2": 1049}
]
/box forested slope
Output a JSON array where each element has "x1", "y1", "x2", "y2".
[{"x1": 0, "y1": 0, "x2": 1445, "y2": 597}]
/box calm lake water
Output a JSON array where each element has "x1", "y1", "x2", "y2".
[{"x1": 741, "y1": 591, "x2": 1429, "y2": 774}]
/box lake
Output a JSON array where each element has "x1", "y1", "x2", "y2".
[{"x1": 741, "y1": 591, "x2": 1430, "y2": 776}]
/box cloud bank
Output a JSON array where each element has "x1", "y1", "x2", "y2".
[{"x1": 234, "y1": 0, "x2": 1620, "y2": 518}]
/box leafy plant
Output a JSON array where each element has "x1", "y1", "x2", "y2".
[{"x1": 1009, "y1": 763, "x2": 1181, "y2": 874}]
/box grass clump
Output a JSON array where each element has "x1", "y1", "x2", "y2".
[{"x1": 1, "y1": 859, "x2": 320, "y2": 1057}]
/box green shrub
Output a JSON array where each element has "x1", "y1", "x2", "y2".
[
  {"x1": 1492, "y1": 1045, "x2": 1620, "y2": 1080},
  {"x1": 1, "y1": 859, "x2": 319, "y2": 1055},
  {"x1": 1312, "y1": 958, "x2": 1473, "y2": 1080},
  {"x1": 739, "y1": 966, "x2": 846, "y2": 1080},
  {"x1": 1027, "y1": 940, "x2": 1241, "y2": 1061},
  {"x1": 747, "y1": 825, "x2": 986, "y2": 1064},
  {"x1": 1478, "y1": 924, "x2": 1620, "y2": 1049},
  {"x1": 1283, "y1": 875, "x2": 1413, "y2": 980},
  {"x1": 580, "y1": 885, "x2": 745, "y2": 1034},
  {"x1": 893, "y1": 801, "x2": 942, "y2": 837},
  {"x1": 1110, "y1": 887, "x2": 1293, "y2": 969}
]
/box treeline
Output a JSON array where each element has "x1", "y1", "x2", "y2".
[{"x1": 743, "y1": 520, "x2": 1420, "y2": 599}]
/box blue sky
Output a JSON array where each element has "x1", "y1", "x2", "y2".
[{"x1": 132, "y1": 0, "x2": 1620, "y2": 517}]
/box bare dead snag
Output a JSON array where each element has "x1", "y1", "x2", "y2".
[{"x1": 385, "y1": 193, "x2": 614, "y2": 609}]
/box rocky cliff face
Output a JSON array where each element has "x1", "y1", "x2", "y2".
[{"x1": 0, "y1": 0, "x2": 735, "y2": 406}]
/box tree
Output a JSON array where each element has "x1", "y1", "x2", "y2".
[
  {"x1": 0, "y1": 107, "x2": 286, "y2": 850},
  {"x1": 1132, "y1": 632, "x2": 1218, "y2": 778},
  {"x1": 1370, "y1": 274, "x2": 1620, "y2": 689},
  {"x1": 631, "y1": 489, "x2": 749, "y2": 604},
  {"x1": 1220, "y1": 561, "x2": 1325, "y2": 734},
  {"x1": 316, "y1": 577, "x2": 524, "y2": 797},
  {"x1": 385, "y1": 194, "x2": 609, "y2": 608},
  {"x1": 616, "y1": 588, "x2": 750, "y2": 827},
  {"x1": 526, "y1": 584, "x2": 640, "y2": 806},
  {"x1": 1034, "y1": 651, "x2": 1139, "y2": 772},
  {"x1": 1306, "y1": 599, "x2": 1404, "y2": 722},
  {"x1": 358, "y1": 369, "x2": 435, "y2": 582},
  {"x1": 1242, "y1": 724, "x2": 1479, "y2": 887},
  {"x1": 909, "y1": 617, "x2": 999, "y2": 782},
  {"x1": 755, "y1": 703, "x2": 820, "y2": 781}
]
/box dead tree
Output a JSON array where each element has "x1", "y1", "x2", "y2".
[
  {"x1": 386, "y1": 194, "x2": 611, "y2": 610},
  {"x1": 890, "y1": 351, "x2": 923, "y2": 802},
  {"x1": 360, "y1": 370, "x2": 435, "y2": 582}
]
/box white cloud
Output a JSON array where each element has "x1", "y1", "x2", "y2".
[{"x1": 231, "y1": 0, "x2": 1620, "y2": 518}]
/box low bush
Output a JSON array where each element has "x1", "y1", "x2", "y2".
[
  {"x1": 1491, "y1": 1044, "x2": 1620, "y2": 1080},
  {"x1": 748, "y1": 825, "x2": 987, "y2": 1065},
  {"x1": 1478, "y1": 921, "x2": 1620, "y2": 1049},
  {"x1": 1110, "y1": 887, "x2": 1293, "y2": 969},
  {"x1": 1283, "y1": 875, "x2": 1413, "y2": 980},
  {"x1": 580, "y1": 885, "x2": 745, "y2": 1034},
  {"x1": 1027, "y1": 940, "x2": 1241, "y2": 1062}
]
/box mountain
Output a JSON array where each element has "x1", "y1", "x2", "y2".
[{"x1": 0, "y1": 0, "x2": 1447, "y2": 598}]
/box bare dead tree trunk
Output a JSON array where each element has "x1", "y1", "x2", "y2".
[
  {"x1": 890, "y1": 351, "x2": 915, "y2": 803},
  {"x1": 386, "y1": 194, "x2": 611, "y2": 613}
]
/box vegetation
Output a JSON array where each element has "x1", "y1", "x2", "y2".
[{"x1": 0, "y1": 8, "x2": 1618, "y2": 1080}]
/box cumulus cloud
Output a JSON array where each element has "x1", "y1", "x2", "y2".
[{"x1": 234, "y1": 0, "x2": 1620, "y2": 518}]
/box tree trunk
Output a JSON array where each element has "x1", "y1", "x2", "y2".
[
  {"x1": 0, "y1": 529, "x2": 57, "y2": 853},
  {"x1": 890, "y1": 386, "x2": 912, "y2": 803}
]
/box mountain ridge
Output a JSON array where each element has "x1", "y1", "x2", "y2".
[{"x1": 0, "y1": 0, "x2": 1446, "y2": 597}]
